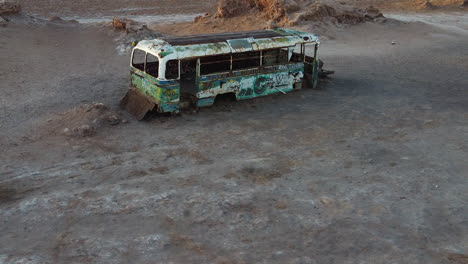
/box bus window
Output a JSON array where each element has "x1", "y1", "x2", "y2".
[
  {"x1": 200, "y1": 55, "x2": 231, "y2": 75},
  {"x1": 290, "y1": 44, "x2": 305, "y2": 62},
  {"x1": 232, "y1": 51, "x2": 260, "y2": 71},
  {"x1": 132, "y1": 49, "x2": 146, "y2": 71},
  {"x1": 262, "y1": 49, "x2": 289, "y2": 66},
  {"x1": 166, "y1": 60, "x2": 179, "y2": 80},
  {"x1": 146, "y1": 53, "x2": 159, "y2": 78}
]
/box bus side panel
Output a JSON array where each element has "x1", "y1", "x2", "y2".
[
  {"x1": 156, "y1": 79, "x2": 181, "y2": 113},
  {"x1": 131, "y1": 69, "x2": 160, "y2": 101},
  {"x1": 130, "y1": 68, "x2": 180, "y2": 113},
  {"x1": 196, "y1": 63, "x2": 304, "y2": 104}
]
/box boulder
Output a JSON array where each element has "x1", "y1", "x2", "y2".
[{"x1": 112, "y1": 17, "x2": 128, "y2": 31}]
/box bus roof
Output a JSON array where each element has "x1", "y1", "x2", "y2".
[{"x1": 135, "y1": 28, "x2": 320, "y2": 60}]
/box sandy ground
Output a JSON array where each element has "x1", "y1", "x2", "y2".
[
  {"x1": 18, "y1": 0, "x2": 218, "y2": 17},
  {"x1": 1, "y1": 5, "x2": 468, "y2": 264}
]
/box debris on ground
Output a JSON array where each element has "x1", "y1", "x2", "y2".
[
  {"x1": 46, "y1": 103, "x2": 125, "y2": 138},
  {"x1": 0, "y1": 0, "x2": 21, "y2": 15}
]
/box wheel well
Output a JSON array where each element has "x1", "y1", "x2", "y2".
[{"x1": 214, "y1": 92, "x2": 237, "y2": 105}]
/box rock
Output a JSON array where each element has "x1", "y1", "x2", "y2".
[
  {"x1": 215, "y1": 0, "x2": 252, "y2": 18},
  {"x1": 294, "y1": 4, "x2": 338, "y2": 23},
  {"x1": 47, "y1": 16, "x2": 79, "y2": 24},
  {"x1": 73, "y1": 124, "x2": 96, "y2": 137},
  {"x1": 283, "y1": 0, "x2": 300, "y2": 12},
  {"x1": 0, "y1": 16, "x2": 6, "y2": 27},
  {"x1": 194, "y1": 13, "x2": 210, "y2": 23},
  {"x1": 92, "y1": 102, "x2": 108, "y2": 110},
  {"x1": 126, "y1": 23, "x2": 147, "y2": 34},
  {"x1": 112, "y1": 17, "x2": 141, "y2": 33},
  {"x1": 106, "y1": 114, "x2": 121, "y2": 125},
  {"x1": 364, "y1": 6, "x2": 384, "y2": 20},
  {"x1": 0, "y1": 0, "x2": 21, "y2": 15},
  {"x1": 420, "y1": 0, "x2": 437, "y2": 9},
  {"x1": 112, "y1": 17, "x2": 127, "y2": 31},
  {"x1": 194, "y1": 15, "x2": 204, "y2": 23},
  {"x1": 320, "y1": 196, "x2": 335, "y2": 206},
  {"x1": 49, "y1": 16, "x2": 62, "y2": 22}
]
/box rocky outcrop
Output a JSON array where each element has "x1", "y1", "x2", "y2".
[
  {"x1": 290, "y1": 4, "x2": 384, "y2": 25},
  {"x1": 418, "y1": 0, "x2": 468, "y2": 8},
  {"x1": 215, "y1": 0, "x2": 289, "y2": 24},
  {"x1": 214, "y1": 0, "x2": 384, "y2": 26}
]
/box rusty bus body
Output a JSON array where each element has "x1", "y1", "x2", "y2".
[{"x1": 121, "y1": 28, "x2": 322, "y2": 119}]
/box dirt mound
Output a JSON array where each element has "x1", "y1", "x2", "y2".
[
  {"x1": 212, "y1": 0, "x2": 384, "y2": 26},
  {"x1": 0, "y1": 0, "x2": 21, "y2": 15},
  {"x1": 47, "y1": 103, "x2": 125, "y2": 138},
  {"x1": 111, "y1": 17, "x2": 159, "y2": 55}
]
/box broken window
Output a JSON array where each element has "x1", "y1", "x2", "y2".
[
  {"x1": 132, "y1": 49, "x2": 146, "y2": 71},
  {"x1": 262, "y1": 48, "x2": 289, "y2": 66},
  {"x1": 166, "y1": 60, "x2": 179, "y2": 80},
  {"x1": 290, "y1": 44, "x2": 305, "y2": 62},
  {"x1": 200, "y1": 54, "x2": 231, "y2": 75},
  {"x1": 146, "y1": 53, "x2": 159, "y2": 78},
  {"x1": 232, "y1": 51, "x2": 261, "y2": 71}
]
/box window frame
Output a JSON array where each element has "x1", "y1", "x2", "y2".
[
  {"x1": 145, "y1": 52, "x2": 160, "y2": 78},
  {"x1": 231, "y1": 51, "x2": 261, "y2": 72},
  {"x1": 261, "y1": 48, "x2": 291, "y2": 67},
  {"x1": 199, "y1": 54, "x2": 233, "y2": 76},
  {"x1": 131, "y1": 48, "x2": 146, "y2": 72},
  {"x1": 196, "y1": 46, "x2": 301, "y2": 77},
  {"x1": 164, "y1": 59, "x2": 181, "y2": 80}
]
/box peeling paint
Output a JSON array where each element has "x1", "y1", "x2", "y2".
[{"x1": 125, "y1": 28, "x2": 320, "y2": 116}]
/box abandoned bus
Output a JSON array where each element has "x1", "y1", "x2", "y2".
[{"x1": 121, "y1": 28, "x2": 323, "y2": 119}]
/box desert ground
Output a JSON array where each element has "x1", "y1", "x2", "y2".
[{"x1": 1, "y1": 0, "x2": 467, "y2": 263}]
